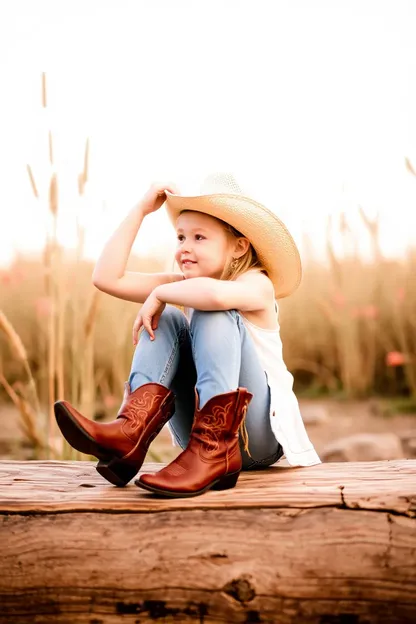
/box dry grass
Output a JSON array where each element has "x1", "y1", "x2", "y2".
[
  {"x1": 279, "y1": 250, "x2": 416, "y2": 399},
  {"x1": 0, "y1": 253, "x2": 163, "y2": 458},
  {"x1": 1, "y1": 243, "x2": 415, "y2": 412},
  {"x1": 0, "y1": 311, "x2": 45, "y2": 454},
  {"x1": 1, "y1": 225, "x2": 415, "y2": 461},
  {"x1": 0, "y1": 73, "x2": 415, "y2": 461}
]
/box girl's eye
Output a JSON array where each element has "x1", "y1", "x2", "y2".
[{"x1": 177, "y1": 234, "x2": 205, "y2": 242}]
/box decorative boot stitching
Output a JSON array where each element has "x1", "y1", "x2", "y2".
[
  {"x1": 193, "y1": 400, "x2": 234, "y2": 453},
  {"x1": 121, "y1": 391, "x2": 166, "y2": 440}
]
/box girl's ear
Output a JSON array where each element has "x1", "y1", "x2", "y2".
[{"x1": 234, "y1": 236, "x2": 250, "y2": 258}]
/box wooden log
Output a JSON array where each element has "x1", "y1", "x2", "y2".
[{"x1": 0, "y1": 459, "x2": 415, "y2": 624}]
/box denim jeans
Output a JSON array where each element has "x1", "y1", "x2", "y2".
[{"x1": 128, "y1": 305, "x2": 283, "y2": 470}]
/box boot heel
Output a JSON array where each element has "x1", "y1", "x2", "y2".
[
  {"x1": 212, "y1": 471, "x2": 240, "y2": 491},
  {"x1": 96, "y1": 457, "x2": 139, "y2": 487}
]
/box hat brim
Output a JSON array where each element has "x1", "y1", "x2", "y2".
[{"x1": 164, "y1": 191, "x2": 302, "y2": 299}]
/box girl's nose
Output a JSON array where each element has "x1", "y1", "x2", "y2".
[{"x1": 180, "y1": 240, "x2": 193, "y2": 254}]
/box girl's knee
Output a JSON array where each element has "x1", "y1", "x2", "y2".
[
  {"x1": 159, "y1": 305, "x2": 188, "y2": 330},
  {"x1": 190, "y1": 308, "x2": 238, "y2": 328}
]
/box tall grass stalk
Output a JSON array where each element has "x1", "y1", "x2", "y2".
[{"x1": 0, "y1": 311, "x2": 45, "y2": 452}]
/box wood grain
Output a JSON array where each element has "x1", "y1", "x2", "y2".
[
  {"x1": 0, "y1": 459, "x2": 415, "y2": 515},
  {"x1": 0, "y1": 460, "x2": 415, "y2": 623}
]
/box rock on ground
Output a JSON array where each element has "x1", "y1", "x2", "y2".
[{"x1": 321, "y1": 432, "x2": 405, "y2": 462}]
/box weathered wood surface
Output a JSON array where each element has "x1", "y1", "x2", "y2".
[
  {"x1": 0, "y1": 459, "x2": 415, "y2": 624},
  {"x1": 1, "y1": 459, "x2": 415, "y2": 514}
]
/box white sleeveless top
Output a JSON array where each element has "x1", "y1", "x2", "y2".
[
  {"x1": 240, "y1": 306, "x2": 321, "y2": 466},
  {"x1": 167, "y1": 302, "x2": 321, "y2": 467}
]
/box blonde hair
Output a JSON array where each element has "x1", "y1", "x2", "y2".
[
  {"x1": 219, "y1": 220, "x2": 268, "y2": 282},
  {"x1": 178, "y1": 209, "x2": 268, "y2": 282}
]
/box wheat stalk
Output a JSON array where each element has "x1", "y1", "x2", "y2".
[
  {"x1": 49, "y1": 172, "x2": 58, "y2": 216},
  {"x1": 56, "y1": 248, "x2": 67, "y2": 402},
  {"x1": 405, "y1": 157, "x2": 416, "y2": 177},
  {"x1": 42, "y1": 72, "x2": 47, "y2": 107},
  {"x1": 0, "y1": 310, "x2": 42, "y2": 413},
  {"x1": 358, "y1": 205, "x2": 383, "y2": 262},
  {"x1": 0, "y1": 310, "x2": 27, "y2": 361},
  {"x1": 0, "y1": 370, "x2": 44, "y2": 449},
  {"x1": 26, "y1": 164, "x2": 39, "y2": 198},
  {"x1": 78, "y1": 137, "x2": 90, "y2": 196},
  {"x1": 84, "y1": 289, "x2": 100, "y2": 339},
  {"x1": 83, "y1": 137, "x2": 89, "y2": 185},
  {"x1": 0, "y1": 311, "x2": 45, "y2": 450}
]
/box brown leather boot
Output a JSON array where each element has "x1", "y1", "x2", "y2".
[
  {"x1": 54, "y1": 382, "x2": 175, "y2": 486},
  {"x1": 135, "y1": 387, "x2": 253, "y2": 498}
]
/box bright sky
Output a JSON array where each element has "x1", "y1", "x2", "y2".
[{"x1": 0, "y1": 0, "x2": 415, "y2": 268}]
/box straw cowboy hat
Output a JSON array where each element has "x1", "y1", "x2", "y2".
[{"x1": 164, "y1": 172, "x2": 302, "y2": 298}]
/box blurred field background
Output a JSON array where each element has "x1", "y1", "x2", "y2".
[
  {"x1": 2, "y1": 214, "x2": 416, "y2": 462},
  {"x1": 1, "y1": 1, "x2": 416, "y2": 464},
  {"x1": 1, "y1": 72, "x2": 415, "y2": 462}
]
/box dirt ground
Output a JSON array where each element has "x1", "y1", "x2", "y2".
[{"x1": 1, "y1": 397, "x2": 415, "y2": 462}]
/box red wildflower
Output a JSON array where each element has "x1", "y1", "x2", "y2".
[
  {"x1": 386, "y1": 351, "x2": 408, "y2": 367},
  {"x1": 35, "y1": 297, "x2": 52, "y2": 318},
  {"x1": 361, "y1": 305, "x2": 379, "y2": 320},
  {"x1": 331, "y1": 291, "x2": 346, "y2": 309},
  {"x1": 0, "y1": 271, "x2": 11, "y2": 285},
  {"x1": 396, "y1": 287, "x2": 405, "y2": 303}
]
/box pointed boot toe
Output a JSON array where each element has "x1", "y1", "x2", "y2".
[
  {"x1": 135, "y1": 388, "x2": 253, "y2": 498},
  {"x1": 54, "y1": 383, "x2": 175, "y2": 487},
  {"x1": 135, "y1": 473, "x2": 159, "y2": 491},
  {"x1": 54, "y1": 401, "x2": 109, "y2": 460},
  {"x1": 134, "y1": 469, "x2": 184, "y2": 496}
]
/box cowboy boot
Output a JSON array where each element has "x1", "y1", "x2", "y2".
[
  {"x1": 135, "y1": 387, "x2": 253, "y2": 498},
  {"x1": 54, "y1": 382, "x2": 175, "y2": 486}
]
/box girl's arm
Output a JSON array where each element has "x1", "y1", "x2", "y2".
[
  {"x1": 92, "y1": 183, "x2": 184, "y2": 304},
  {"x1": 154, "y1": 271, "x2": 274, "y2": 312}
]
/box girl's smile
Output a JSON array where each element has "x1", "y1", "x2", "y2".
[{"x1": 175, "y1": 211, "x2": 233, "y2": 279}]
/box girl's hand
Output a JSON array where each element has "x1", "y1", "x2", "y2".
[
  {"x1": 138, "y1": 181, "x2": 181, "y2": 217},
  {"x1": 132, "y1": 292, "x2": 166, "y2": 344}
]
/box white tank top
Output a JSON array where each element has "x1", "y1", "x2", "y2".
[
  {"x1": 169, "y1": 302, "x2": 321, "y2": 466},
  {"x1": 241, "y1": 304, "x2": 321, "y2": 466}
]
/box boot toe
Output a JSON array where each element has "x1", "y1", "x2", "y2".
[
  {"x1": 54, "y1": 401, "x2": 102, "y2": 457},
  {"x1": 135, "y1": 473, "x2": 160, "y2": 488},
  {"x1": 135, "y1": 471, "x2": 180, "y2": 494}
]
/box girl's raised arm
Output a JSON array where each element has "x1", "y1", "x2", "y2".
[{"x1": 92, "y1": 182, "x2": 183, "y2": 303}]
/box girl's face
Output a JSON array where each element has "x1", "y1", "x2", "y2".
[{"x1": 175, "y1": 211, "x2": 234, "y2": 279}]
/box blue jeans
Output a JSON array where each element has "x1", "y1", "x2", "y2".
[{"x1": 128, "y1": 305, "x2": 283, "y2": 470}]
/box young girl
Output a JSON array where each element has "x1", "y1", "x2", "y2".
[{"x1": 54, "y1": 172, "x2": 320, "y2": 498}]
